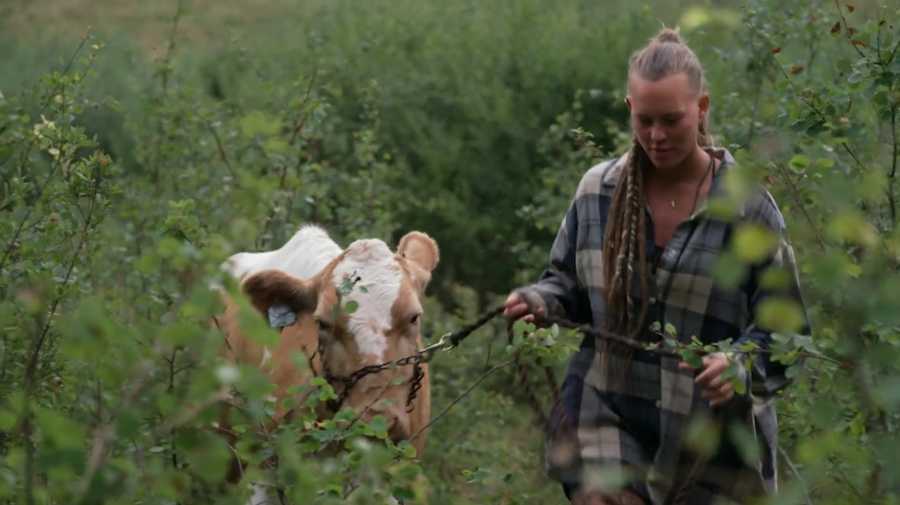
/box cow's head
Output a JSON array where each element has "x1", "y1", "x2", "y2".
[{"x1": 240, "y1": 231, "x2": 439, "y2": 449}]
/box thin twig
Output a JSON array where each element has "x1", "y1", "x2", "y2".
[
  {"x1": 409, "y1": 358, "x2": 515, "y2": 442},
  {"x1": 773, "y1": 163, "x2": 828, "y2": 252},
  {"x1": 208, "y1": 122, "x2": 236, "y2": 179},
  {"x1": 288, "y1": 68, "x2": 319, "y2": 147},
  {"x1": 160, "y1": 0, "x2": 184, "y2": 94},
  {"x1": 24, "y1": 167, "x2": 102, "y2": 380},
  {"x1": 889, "y1": 105, "x2": 897, "y2": 226},
  {"x1": 0, "y1": 161, "x2": 63, "y2": 275},
  {"x1": 154, "y1": 387, "x2": 232, "y2": 436},
  {"x1": 75, "y1": 360, "x2": 157, "y2": 503},
  {"x1": 778, "y1": 445, "x2": 814, "y2": 505},
  {"x1": 833, "y1": 0, "x2": 867, "y2": 59}
]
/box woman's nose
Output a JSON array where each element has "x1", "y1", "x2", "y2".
[{"x1": 650, "y1": 125, "x2": 666, "y2": 142}]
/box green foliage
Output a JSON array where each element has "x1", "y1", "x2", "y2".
[{"x1": 1, "y1": 0, "x2": 899, "y2": 504}]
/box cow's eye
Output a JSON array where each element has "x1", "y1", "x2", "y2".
[{"x1": 409, "y1": 313, "x2": 421, "y2": 325}]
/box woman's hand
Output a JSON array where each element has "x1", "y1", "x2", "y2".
[
  {"x1": 678, "y1": 352, "x2": 735, "y2": 407},
  {"x1": 503, "y1": 290, "x2": 545, "y2": 323}
]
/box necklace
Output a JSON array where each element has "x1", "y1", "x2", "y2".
[{"x1": 669, "y1": 154, "x2": 716, "y2": 213}]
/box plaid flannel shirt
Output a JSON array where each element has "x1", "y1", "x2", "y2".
[{"x1": 530, "y1": 148, "x2": 810, "y2": 504}]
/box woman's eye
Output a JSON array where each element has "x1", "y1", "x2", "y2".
[{"x1": 316, "y1": 318, "x2": 332, "y2": 331}]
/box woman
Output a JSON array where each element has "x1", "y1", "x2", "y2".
[{"x1": 504, "y1": 29, "x2": 808, "y2": 505}]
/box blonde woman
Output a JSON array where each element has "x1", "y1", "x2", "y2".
[{"x1": 505, "y1": 28, "x2": 809, "y2": 505}]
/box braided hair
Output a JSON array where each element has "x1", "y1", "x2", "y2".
[{"x1": 602, "y1": 28, "x2": 713, "y2": 339}]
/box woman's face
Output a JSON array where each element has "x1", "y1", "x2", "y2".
[{"x1": 626, "y1": 72, "x2": 708, "y2": 171}]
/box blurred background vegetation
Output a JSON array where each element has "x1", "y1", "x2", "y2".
[{"x1": 0, "y1": 0, "x2": 898, "y2": 503}]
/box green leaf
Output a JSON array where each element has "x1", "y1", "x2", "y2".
[
  {"x1": 684, "y1": 414, "x2": 720, "y2": 457},
  {"x1": 679, "y1": 350, "x2": 703, "y2": 369},
  {"x1": 344, "y1": 300, "x2": 359, "y2": 314},
  {"x1": 664, "y1": 323, "x2": 678, "y2": 337},
  {"x1": 240, "y1": 110, "x2": 282, "y2": 138},
  {"x1": 0, "y1": 410, "x2": 17, "y2": 431},
  {"x1": 788, "y1": 154, "x2": 810, "y2": 172},
  {"x1": 728, "y1": 423, "x2": 761, "y2": 466},
  {"x1": 732, "y1": 224, "x2": 777, "y2": 264},
  {"x1": 34, "y1": 407, "x2": 86, "y2": 450},
  {"x1": 757, "y1": 297, "x2": 806, "y2": 334},
  {"x1": 827, "y1": 212, "x2": 878, "y2": 247}
]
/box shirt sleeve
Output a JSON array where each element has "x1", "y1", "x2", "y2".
[
  {"x1": 525, "y1": 200, "x2": 593, "y2": 325},
  {"x1": 737, "y1": 191, "x2": 811, "y2": 397}
]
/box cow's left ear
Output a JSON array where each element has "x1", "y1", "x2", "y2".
[
  {"x1": 397, "y1": 231, "x2": 439, "y2": 291},
  {"x1": 241, "y1": 270, "x2": 318, "y2": 321}
]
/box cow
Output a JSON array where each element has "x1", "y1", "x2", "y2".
[{"x1": 218, "y1": 225, "x2": 439, "y2": 461}]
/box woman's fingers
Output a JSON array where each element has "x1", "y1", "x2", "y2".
[
  {"x1": 707, "y1": 382, "x2": 735, "y2": 407},
  {"x1": 502, "y1": 292, "x2": 527, "y2": 319},
  {"x1": 502, "y1": 291, "x2": 544, "y2": 322},
  {"x1": 679, "y1": 353, "x2": 736, "y2": 407},
  {"x1": 694, "y1": 353, "x2": 729, "y2": 386}
]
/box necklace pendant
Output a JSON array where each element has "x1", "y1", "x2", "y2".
[{"x1": 670, "y1": 199, "x2": 676, "y2": 209}]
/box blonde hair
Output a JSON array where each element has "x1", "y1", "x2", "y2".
[{"x1": 602, "y1": 28, "x2": 713, "y2": 339}]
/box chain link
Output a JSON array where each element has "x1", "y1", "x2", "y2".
[{"x1": 324, "y1": 332, "x2": 461, "y2": 411}]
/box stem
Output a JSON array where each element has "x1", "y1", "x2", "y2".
[
  {"x1": 24, "y1": 167, "x2": 102, "y2": 380},
  {"x1": 288, "y1": 68, "x2": 319, "y2": 147},
  {"x1": 207, "y1": 122, "x2": 236, "y2": 179},
  {"x1": 409, "y1": 358, "x2": 515, "y2": 442},
  {"x1": 889, "y1": 105, "x2": 897, "y2": 226},
  {"x1": 160, "y1": 0, "x2": 184, "y2": 94},
  {"x1": 778, "y1": 445, "x2": 814, "y2": 505},
  {"x1": 75, "y1": 361, "x2": 157, "y2": 503},
  {"x1": 833, "y1": 0, "x2": 867, "y2": 59},
  {"x1": 0, "y1": 160, "x2": 62, "y2": 275},
  {"x1": 22, "y1": 394, "x2": 34, "y2": 505},
  {"x1": 774, "y1": 162, "x2": 828, "y2": 252},
  {"x1": 745, "y1": 77, "x2": 763, "y2": 147}
]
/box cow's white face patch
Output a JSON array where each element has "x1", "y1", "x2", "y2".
[{"x1": 331, "y1": 239, "x2": 401, "y2": 360}]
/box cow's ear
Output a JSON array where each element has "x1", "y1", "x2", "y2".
[
  {"x1": 241, "y1": 270, "x2": 318, "y2": 317},
  {"x1": 397, "y1": 231, "x2": 439, "y2": 293},
  {"x1": 397, "y1": 231, "x2": 439, "y2": 273}
]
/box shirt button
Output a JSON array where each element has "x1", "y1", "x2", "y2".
[
  {"x1": 649, "y1": 297, "x2": 657, "y2": 304},
  {"x1": 655, "y1": 400, "x2": 662, "y2": 408}
]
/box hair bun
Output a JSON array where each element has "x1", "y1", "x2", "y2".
[{"x1": 654, "y1": 28, "x2": 683, "y2": 44}]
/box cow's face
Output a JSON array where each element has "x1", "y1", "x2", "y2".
[{"x1": 241, "y1": 231, "x2": 439, "y2": 444}]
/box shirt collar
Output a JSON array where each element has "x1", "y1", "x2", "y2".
[{"x1": 600, "y1": 147, "x2": 736, "y2": 201}]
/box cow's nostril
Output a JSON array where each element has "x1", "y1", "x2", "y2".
[{"x1": 387, "y1": 415, "x2": 411, "y2": 442}]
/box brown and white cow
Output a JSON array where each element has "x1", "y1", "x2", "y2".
[{"x1": 219, "y1": 225, "x2": 439, "y2": 457}]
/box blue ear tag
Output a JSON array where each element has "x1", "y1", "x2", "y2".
[{"x1": 268, "y1": 304, "x2": 297, "y2": 329}]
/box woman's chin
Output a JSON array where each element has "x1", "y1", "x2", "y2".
[{"x1": 648, "y1": 151, "x2": 680, "y2": 170}]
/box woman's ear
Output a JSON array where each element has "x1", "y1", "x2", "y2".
[{"x1": 698, "y1": 94, "x2": 710, "y2": 116}]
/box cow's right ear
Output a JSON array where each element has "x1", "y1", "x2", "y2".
[
  {"x1": 397, "y1": 231, "x2": 440, "y2": 294},
  {"x1": 241, "y1": 270, "x2": 318, "y2": 319}
]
